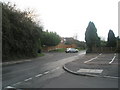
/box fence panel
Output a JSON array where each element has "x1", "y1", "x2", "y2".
[{"x1": 92, "y1": 47, "x2": 117, "y2": 53}]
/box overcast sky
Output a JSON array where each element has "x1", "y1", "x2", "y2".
[{"x1": 2, "y1": 0, "x2": 119, "y2": 41}]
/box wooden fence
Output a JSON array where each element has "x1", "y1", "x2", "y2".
[{"x1": 92, "y1": 47, "x2": 117, "y2": 53}]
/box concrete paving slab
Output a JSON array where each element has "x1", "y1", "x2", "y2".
[{"x1": 77, "y1": 69, "x2": 103, "y2": 74}]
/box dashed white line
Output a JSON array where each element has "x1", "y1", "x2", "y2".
[
  {"x1": 44, "y1": 71, "x2": 50, "y2": 74},
  {"x1": 6, "y1": 86, "x2": 15, "y2": 89},
  {"x1": 12, "y1": 82, "x2": 22, "y2": 86},
  {"x1": 24, "y1": 77, "x2": 32, "y2": 81},
  {"x1": 6, "y1": 67, "x2": 60, "y2": 88},
  {"x1": 109, "y1": 55, "x2": 116, "y2": 64},
  {"x1": 35, "y1": 74, "x2": 43, "y2": 77},
  {"x1": 35, "y1": 67, "x2": 60, "y2": 77}
]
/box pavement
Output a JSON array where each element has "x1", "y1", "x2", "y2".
[
  {"x1": 63, "y1": 53, "x2": 119, "y2": 78},
  {"x1": 1, "y1": 59, "x2": 32, "y2": 66}
]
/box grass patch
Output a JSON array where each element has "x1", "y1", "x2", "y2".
[
  {"x1": 49, "y1": 48, "x2": 66, "y2": 52},
  {"x1": 37, "y1": 53, "x2": 44, "y2": 57}
]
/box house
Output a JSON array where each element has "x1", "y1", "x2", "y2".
[{"x1": 43, "y1": 37, "x2": 77, "y2": 52}]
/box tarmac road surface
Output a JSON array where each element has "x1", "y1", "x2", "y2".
[{"x1": 2, "y1": 51, "x2": 119, "y2": 89}]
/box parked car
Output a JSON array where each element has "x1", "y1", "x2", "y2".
[{"x1": 65, "y1": 48, "x2": 79, "y2": 53}]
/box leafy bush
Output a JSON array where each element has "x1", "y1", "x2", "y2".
[
  {"x1": 2, "y1": 2, "x2": 61, "y2": 61},
  {"x1": 41, "y1": 31, "x2": 61, "y2": 46},
  {"x1": 2, "y1": 3, "x2": 42, "y2": 61}
]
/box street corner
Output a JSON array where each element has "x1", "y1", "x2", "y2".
[
  {"x1": 63, "y1": 63, "x2": 103, "y2": 77},
  {"x1": 62, "y1": 56, "x2": 101, "y2": 77},
  {"x1": 63, "y1": 53, "x2": 119, "y2": 79},
  {"x1": 63, "y1": 64, "x2": 80, "y2": 75}
]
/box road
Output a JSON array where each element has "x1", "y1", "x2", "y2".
[{"x1": 2, "y1": 51, "x2": 119, "y2": 89}]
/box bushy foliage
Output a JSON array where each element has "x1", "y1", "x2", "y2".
[
  {"x1": 2, "y1": 2, "x2": 61, "y2": 61},
  {"x1": 100, "y1": 40, "x2": 107, "y2": 47},
  {"x1": 41, "y1": 30, "x2": 61, "y2": 46},
  {"x1": 2, "y1": 3, "x2": 42, "y2": 61},
  {"x1": 74, "y1": 40, "x2": 86, "y2": 49}
]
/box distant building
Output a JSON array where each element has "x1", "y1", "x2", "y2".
[{"x1": 42, "y1": 37, "x2": 77, "y2": 51}]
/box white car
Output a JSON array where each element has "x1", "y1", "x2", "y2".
[{"x1": 65, "y1": 48, "x2": 79, "y2": 53}]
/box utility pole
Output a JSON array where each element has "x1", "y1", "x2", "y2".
[{"x1": 73, "y1": 33, "x2": 78, "y2": 40}]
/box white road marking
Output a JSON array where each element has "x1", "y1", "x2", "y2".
[
  {"x1": 77, "y1": 69, "x2": 103, "y2": 73},
  {"x1": 12, "y1": 82, "x2": 22, "y2": 86},
  {"x1": 8, "y1": 67, "x2": 60, "y2": 87},
  {"x1": 6, "y1": 86, "x2": 15, "y2": 88},
  {"x1": 84, "y1": 57, "x2": 98, "y2": 63},
  {"x1": 44, "y1": 71, "x2": 50, "y2": 74},
  {"x1": 35, "y1": 74, "x2": 43, "y2": 77},
  {"x1": 109, "y1": 55, "x2": 116, "y2": 64},
  {"x1": 24, "y1": 77, "x2": 32, "y2": 81},
  {"x1": 84, "y1": 53, "x2": 102, "y2": 63},
  {"x1": 104, "y1": 76, "x2": 119, "y2": 79}
]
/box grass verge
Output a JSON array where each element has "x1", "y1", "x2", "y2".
[
  {"x1": 37, "y1": 53, "x2": 44, "y2": 57},
  {"x1": 49, "y1": 48, "x2": 66, "y2": 52}
]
